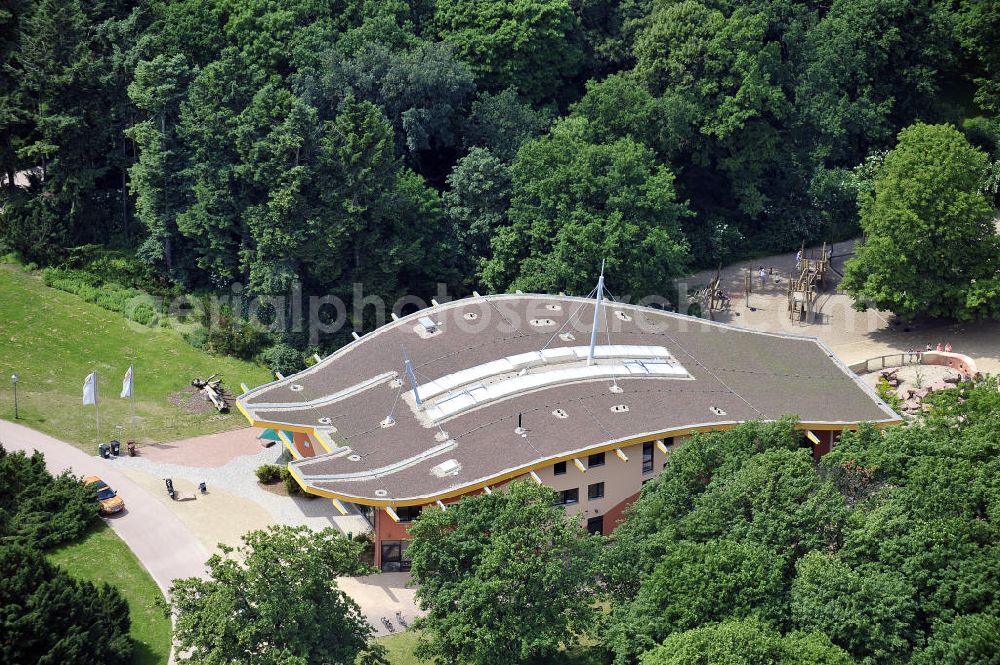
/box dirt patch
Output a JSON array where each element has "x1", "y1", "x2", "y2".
[
  {"x1": 258, "y1": 481, "x2": 291, "y2": 497},
  {"x1": 168, "y1": 386, "x2": 218, "y2": 415}
]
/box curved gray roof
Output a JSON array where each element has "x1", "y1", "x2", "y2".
[{"x1": 238, "y1": 293, "x2": 900, "y2": 505}]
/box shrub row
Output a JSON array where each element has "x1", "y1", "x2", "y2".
[{"x1": 42, "y1": 267, "x2": 159, "y2": 326}]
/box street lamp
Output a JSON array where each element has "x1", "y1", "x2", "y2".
[{"x1": 11, "y1": 373, "x2": 18, "y2": 419}]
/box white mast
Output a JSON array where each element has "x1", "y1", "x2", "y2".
[
  {"x1": 587, "y1": 259, "x2": 606, "y2": 366},
  {"x1": 402, "y1": 346, "x2": 422, "y2": 407}
]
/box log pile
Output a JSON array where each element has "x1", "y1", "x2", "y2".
[{"x1": 191, "y1": 374, "x2": 230, "y2": 413}]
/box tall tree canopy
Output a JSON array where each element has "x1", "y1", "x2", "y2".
[
  {"x1": 842, "y1": 123, "x2": 1000, "y2": 320},
  {"x1": 483, "y1": 117, "x2": 691, "y2": 299},
  {"x1": 407, "y1": 480, "x2": 602, "y2": 665},
  {"x1": 168, "y1": 525, "x2": 379, "y2": 665}
]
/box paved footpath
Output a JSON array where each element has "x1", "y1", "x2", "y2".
[{"x1": 0, "y1": 419, "x2": 208, "y2": 595}]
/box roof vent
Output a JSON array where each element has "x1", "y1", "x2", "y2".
[
  {"x1": 418, "y1": 316, "x2": 438, "y2": 333},
  {"x1": 380, "y1": 417, "x2": 395, "y2": 428},
  {"x1": 610, "y1": 404, "x2": 630, "y2": 413},
  {"x1": 710, "y1": 406, "x2": 727, "y2": 416},
  {"x1": 545, "y1": 303, "x2": 562, "y2": 311},
  {"x1": 529, "y1": 318, "x2": 556, "y2": 327},
  {"x1": 615, "y1": 310, "x2": 632, "y2": 322},
  {"x1": 464, "y1": 312, "x2": 478, "y2": 320},
  {"x1": 434, "y1": 430, "x2": 450, "y2": 442},
  {"x1": 318, "y1": 417, "x2": 332, "y2": 425},
  {"x1": 290, "y1": 384, "x2": 304, "y2": 392},
  {"x1": 609, "y1": 384, "x2": 624, "y2": 394},
  {"x1": 559, "y1": 332, "x2": 576, "y2": 341},
  {"x1": 552, "y1": 408, "x2": 568, "y2": 419},
  {"x1": 431, "y1": 459, "x2": 462, "y2": 477},
  {"x1": 374, "y1": 489, "x2": 388, "y2": 497},
  {"x1": 348, "y1": 454, "x2": 362, "y2": 461},
  {"x1": 390, "y1": 377, "x2": 403, "y2": 388}
]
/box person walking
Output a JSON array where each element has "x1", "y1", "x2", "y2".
[{"x1": 759, "y1": 266, "x2": 766, "y2": 287}]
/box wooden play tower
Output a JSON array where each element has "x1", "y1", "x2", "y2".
[{"x1": 788, "y1": 241, "x2": 831, "y2": 323}]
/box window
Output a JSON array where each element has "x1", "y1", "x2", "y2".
[
  {"x1": 588, "y1": 482, "x2": 605, "y2": 500},
  {"x1": 587, "y1": 515, "x2": 604, "y2": 535},
  {"x1": 395, "y1": 505, "x2": 422, "y2": 522},
  {"x1": 554, "y1": 461, "x2": 567, "y2": 476},
  {"x1": 380, "y1": 540, "x2": 411, "y2": 572},
  {"x1": 587, "y1": 452, "x2": 605, "y2": 468},
  {"x1": 554, "y1": 488, "x2": 579, "y2": 505},
  {"x1": 642, "y1": 442, "x2": 654, "y2": 473}
]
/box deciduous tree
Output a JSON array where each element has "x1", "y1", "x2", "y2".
[
  {"x1": 842, "y1": 123, "x2": 1000, "y2": 320},
  {"x1": 169, "y1": 525, "x2": 379, "y2": 665},
  {"x1": 407, "y1": 480, "x2": 602, "y2": 665}
]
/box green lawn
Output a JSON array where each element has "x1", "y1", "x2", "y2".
[
  {"x1": 378, "y1": 630, "x2": 430, "y2": 665},
  {"x1": 376, "y1": 630, "x2": 606, "y2": 665},
  {"x1": 0, "y1": 264, "x2": 272, "y2": 450},
  {"x1": 48, "y1": 523, "x2": 172, "y2": 665}
]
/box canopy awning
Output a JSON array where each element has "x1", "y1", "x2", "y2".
[{"x1": 257, "y1": 428, "x2": 294, "y2": 442}]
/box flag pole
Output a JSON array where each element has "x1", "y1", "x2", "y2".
[
  {"x1": 94, "y1": 369, "x2": 101, "y2": 443},
  {"x1": 130, "y1": 364, "x2": 136, "y2": 434}
]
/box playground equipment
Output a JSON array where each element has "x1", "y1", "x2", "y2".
[{"x1": 788, "y1": 242, "x2": 832, "y2": 323}]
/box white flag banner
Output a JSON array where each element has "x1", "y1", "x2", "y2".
[
  {"x1": 121, "y1": 365, "x2": 133, "y2": 399},
  {"x1": 83, "y1": 372, "x2": 97, "y2": 405}
]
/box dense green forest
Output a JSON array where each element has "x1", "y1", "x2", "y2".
[{"x1": 1, "y1": 0, "x2": 999, "y2": 346}]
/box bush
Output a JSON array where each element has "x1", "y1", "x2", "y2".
[
  {"x1": 184, "y1": 326, "x2": 209, "y2": 350},
  {"x1": 261, "y1": 343, "x2": 304, "y2": 377},
  {"x1": 876, "y1": 377, "x2": 903, "y2": 412},
  {"x1": 0, "y1": 544, "x2": 134, "y2": 664},
  {"x1": 0, "y1": 445, "x2": 97, "y2": 550},
  {"x1": 279, "y1": 467, "x2": 304, "y2": 496},
  {"x1": 255, "y1": 464, "x2": 283, "y2": 484},
  {"x1": 206, "y1": 317, "x2": 269, "y2": 360}
]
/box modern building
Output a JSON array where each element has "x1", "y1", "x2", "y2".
[{"x1": 237, "y1": 290, "x2": 900, "y2": 571}]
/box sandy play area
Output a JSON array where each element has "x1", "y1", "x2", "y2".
[{"x1": 680, "y1": 239, "x2": 1000, "y2": 375}]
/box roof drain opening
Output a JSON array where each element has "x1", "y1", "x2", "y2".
[
  {"x1": 318, "y1": 417, "x2": 332, "y2": 425},
  {"x1": 710, "y1": 406, "x2": 727, "y2": 416},
  {"x1": 290, "y1": 384, "x2": 304, "y2": 392},
  {"x1": 374, "y1": 489, "x2": 388, "y2": 497},
  {"x1": 609, "y1": 384, "x2": 624, "y2": 394},
  {"x1": 552, "y1": 409, "x2": 568, "y2": 419},
  {"x1": 615, "y1": 311, "x2": 632, "y2": 322},
  {"x1": 610, "y1": 404, "x2": 630, "y2": 413},
  {"x1": 559, "y1": 332, "x2": 575, "y2": 342}
]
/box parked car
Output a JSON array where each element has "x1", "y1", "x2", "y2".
[{"x1": 83, "y1": 475, "x2": 125, "y2": 515}]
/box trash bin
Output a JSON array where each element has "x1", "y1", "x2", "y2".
[
  {"x1": 165, "y1": 478, "x2": 175, "y2": 499},
  {"x1": 110, "y1": 440, "x2": 121, "y2": 456},
  {"x1": 198, "y1": 481, "x2": 207, "y2": 494},
  {"x1": 98, "y1": 443, "x2": 110, "y2": 459}
]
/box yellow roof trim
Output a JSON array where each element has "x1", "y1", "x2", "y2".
[{"x1": 256, "y1": 419, "x2": 903, "y2": 508}]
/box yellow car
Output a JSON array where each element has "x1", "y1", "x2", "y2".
[{"x1": 83, "y1": 475, "x2": 125, "y2": 515}]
